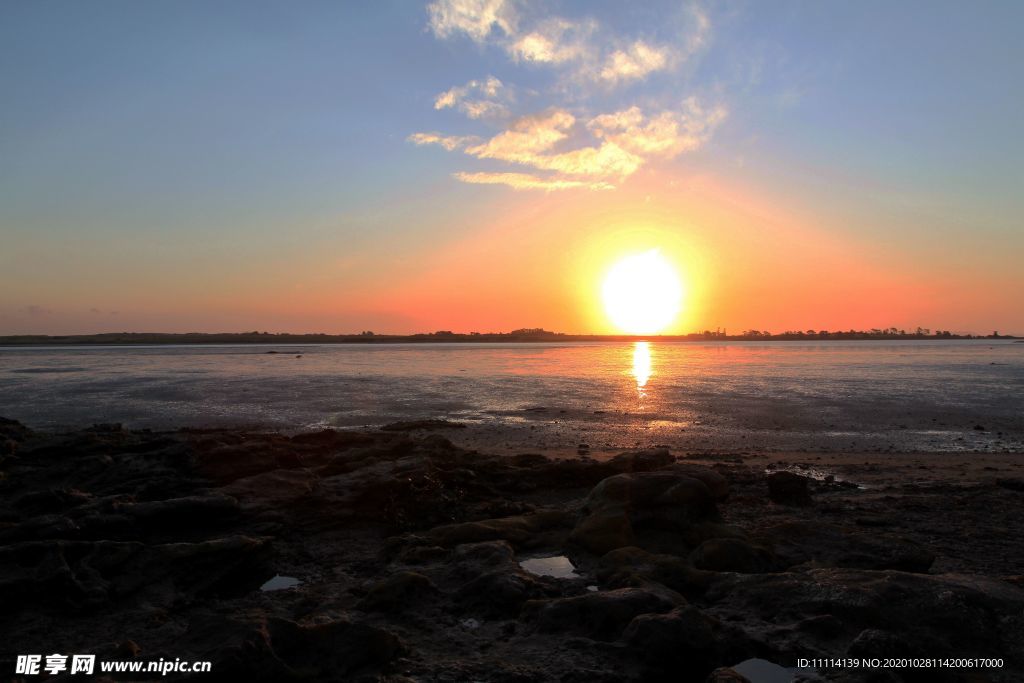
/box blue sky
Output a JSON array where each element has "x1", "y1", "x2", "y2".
[{"x1": 1, "y1": 1, "x2": 1021, "y2": 334}]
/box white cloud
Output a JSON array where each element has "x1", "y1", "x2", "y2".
[
  {"x1": 416, "y1": 4, "x2": 725, "y2": 191},
  {"x1": 588, "y1": 100, "x2": 728, "y2": 157},
  {"x1": 508, "y1": 18, "x2": 593, "y2": 65},
  {"x1": 433, "y1": 77, "x2": 507, "y2": 119},
  {"x1": 407, "y1": 132, "x2": 479, "y2": 151},
  {"x1": 464, "y1": 110, "x2": 575, "y2": 163},
  {"x1": 599, "y1": 41, "x2": 672, "y2": 83},
  {"x1": 427, "y1": 0, "x2": 515, "y2": 42},
  {"x1": 453, "y1": 171, "x2": 613, "y2": 191}
]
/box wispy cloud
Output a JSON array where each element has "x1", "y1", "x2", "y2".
[
  {"x1": 426, "y1": 0, "x2": 516, "y2": 41},
  {"x1": 599, "y1": 41, "x2": 671, "y2": 83},
  {"x1": 453, "y1": 171, "x2": 613, "y2": 192},
  {"x1": 433, "y1": 76, "x2": 508, "y2": 119},
  {"x1": 414, "y1": 2, "x2": 723, "y2": 191},
  {"x1": 407, "y1": 132, "x2": 479, "y2": 151}
]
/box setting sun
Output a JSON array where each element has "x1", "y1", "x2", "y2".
[{"x1": 602, "y1": 249, "x2": 684, "y2": 335}]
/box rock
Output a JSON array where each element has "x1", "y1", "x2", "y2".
[
  {"x1": 997, "y1": 478, "x2": 1024, "y2": 492},
  {"x1": 690, "y1": 538, "x2": 774, "y2": 574},
  {"x1": 522, "y1": 587, "x2": 680, "y2": 640},
  {"x1": 0, "y1": 535, "x2": 271, "y2": 611},
  {"x1": 184, "y1": 614, "x2": 402, "y2": 680},
  {"x1": 380, "y1": 419, "x2": 466, "y2": 431},
  {"x1": 424, "y1": 510, "x2": 571, "y2": 548},
  {"x1": 357, "y1": 571, "x2": 438, "y2": 612},
  {"x1": 608, "y1": 448, "x2": 674, "y2": 472},
  {"x1": 598, "y1": 546, "x2": 717, "y2": 598},
  {"x1": 115, "y1": 493, "x2": 240, "y2": 527},
  {"x1": 846, "y1": 628, "x2": 907, "y2": 659},
  {"x1": 669, "y1": 464, "x2": 731, "y2": 501},
  {"x1": 569, "y1": 471, "x2": 723, "y2": 555},
  {"x1": 704, "y1": 569, "x2": 1024, "y2": 664},
  {"x1": 761, "y1": 521, "x2": 934, "y2": 572},
  {"x1": 623, "y1": 605, "x2": 717, "y2": 676},
  {"x1": 766, "y1": 471, "x2": 812, "y2": 506},
  {"x1": 456, "y1": 569, "x2": 545, "y2": 617},
  {"x1": 706, "y1": 668, "x2": 752, "y2": 683},
  {"x1": 219, "y1": 469, "x2": 317, "y2": 510}
]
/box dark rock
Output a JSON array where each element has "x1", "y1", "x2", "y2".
[
  {"x1": 690, "y1": 538, "x2": 774, "y2": 574},
  {"x1": 623, "y1": 605, "x2": 717, "y2": 676},
  {"x1": 522, "y1": 587, "x2": 680, "y2": 640},
  {"x1": 570, "y1": 471, "x2": 723, "y2": 555},
  {"x1": 846, "y1": 628, "x2": 908, "y2": 659},
  {"x1": 115, "y1": 493, "x2": 240, "y2": 527},
  {"x1": 705, "y1": 569, "x2": 1024, "y2": 664},
  {"x1": 761, "y1": 521, "x2": 934, "y2": 572},
  {"x1": 424, "y1": 510, "x2": 571, "y2": 549},
  {"x1": 184, "y1": 614, "x2": 402, "y2": 680},
  {"x1": 997, "y1": 478, "x2": 1024, "y2": 492},
  {"x1": 608, "y1": 448, "x2": 674, "y2": 472},
  {"x1": 357, "y1": 571, "x2": 438, "y2": 612},
  {"x1": 456, "y1": 569, "x2": 544, "y2": 617},
  {"x1": 598, "y1": 546, "x2": 717, "y2": 598},
  {"x1": 706, "y1": 668, "x2": 751, "y2": 683},
  {"x1": 380, "y1": 419, "x2": 466, "y2": 431},
  {"x1": 766, "y1": 471, "x2": 812, "y2": 506}
]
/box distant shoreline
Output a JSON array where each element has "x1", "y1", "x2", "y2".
[{"x1": 0, "y1": 330, "x2": 1018, "y2": 346}]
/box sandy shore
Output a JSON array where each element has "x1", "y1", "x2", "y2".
[{"x1": 1, "y1": 417, "x2": 1022, "y2": 681}]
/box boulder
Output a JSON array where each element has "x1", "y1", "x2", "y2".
[
  {"x1": 183, "y1": 614, "x2": 402, "y2": 680},
  {"x1": 623, "y1": 606, "x2": 718, "y2": 677},
  {"x1": 569, "y1": 471, "x2": 723, "y2": 555},
  {"x1": 357, "y1": 571, "x2": 439, "y2": 612},
  {"x1": 760, "y1": 521, "x2": 934, "y2": 573},
  {"x1": 456, "y1": 569, "x2": 545, "y2": 617},
  {"x1": 598, "y1": 546, "x2": 717, "y2": 598},
  {"x1": 766, "y1": 471, "x2": 812, "y2": 506},
  {"x1": 690, "y1": 538, "x2": 774, "y2": 574},
  {"x1": 522, "y1": 587, "x2": 680, "y2": 640}
]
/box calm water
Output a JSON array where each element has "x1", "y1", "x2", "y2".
[{"x1": 1, "y1": 341, "x2": 1022, "y2": 453}]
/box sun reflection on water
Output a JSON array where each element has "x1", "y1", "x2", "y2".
[{"x1": 632, "y1": 341, "x2": 652, "y2": 397}]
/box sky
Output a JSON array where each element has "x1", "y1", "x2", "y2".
[{"x1": 1, "y1": 0, "x2": 1022, "y2": 335}]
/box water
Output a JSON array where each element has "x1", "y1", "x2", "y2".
[
  {"x1": 519, "y1": 555, "x2": 580, "y2": 579},
  {"x1": 0, "y1": 340, "x2": 1021, "y2": 453},
  {"x1": 259, "y1": 575, "x2": 301, "y2": 592}
]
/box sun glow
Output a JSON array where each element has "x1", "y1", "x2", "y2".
[{"x1": 602, "y1": 249, "x2": 683, "y2": 334}]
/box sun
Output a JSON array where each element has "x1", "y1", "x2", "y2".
[{"x1": 602, "y1": 249, "x2": 683, "y2": 335}]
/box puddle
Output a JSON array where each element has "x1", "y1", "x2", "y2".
[
  {"x1": 732, "y1": 658, "x2": 816, "y2": 683},
  {"x1": 518, "y1": 555, "x2": 579, "y2": 579},
  {"x1": 260, "y1": 575, "x2": 302, "y2": 592}
]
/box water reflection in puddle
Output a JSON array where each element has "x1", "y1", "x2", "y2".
[
  {"x1": 518, "y1": 555, "x2": 579, "y2": 579},
  {"x1": 260, "y1": 575, "x2": 302, "y2": 592},
  {"x1": 732, "y1": 657, "x2": 816, "y2": 683}
]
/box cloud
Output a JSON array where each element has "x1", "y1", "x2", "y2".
[
  {"x1": 415, "y1": 3, "x2": 724, "y2": 191},
  {"x1": 433, "y1": 76, "x2": 507, "y2": 119},
  {"x1": 599, "y1": 41, "x2": 672, "y2": 83},
  {"x1": 508, "y1": 18, "x2": 593, "y2": 65},
  {"x1": 463, "y1": 110, "x2": 575, "y2": 163},
  {"x1": 589, "y1": 99, "x2": 728, "y2": 157},
  {"x1": 407, "y1": 132, "x2": 479, "y2": 151},
  {"x1": 454, "y1": 101, "x2": 724, "y2": 181},
  {"x1": 427, "y1": 0, "x2": 515, "y2": 42},
  {"x1": 20, "y1": 304, "x2": 52, "y2": 316},
  {"x1": 453, "y1": 171, "x2": 613, "y2": 192}
]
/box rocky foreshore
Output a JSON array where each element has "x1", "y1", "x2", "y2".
[{"x1": 1, "y1": 416, "x2": 1023, "y2": 682}]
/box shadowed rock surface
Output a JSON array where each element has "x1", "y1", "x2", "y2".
[{"x1": 0, "y1": 417, "x2": 1022, "y2": 681}]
